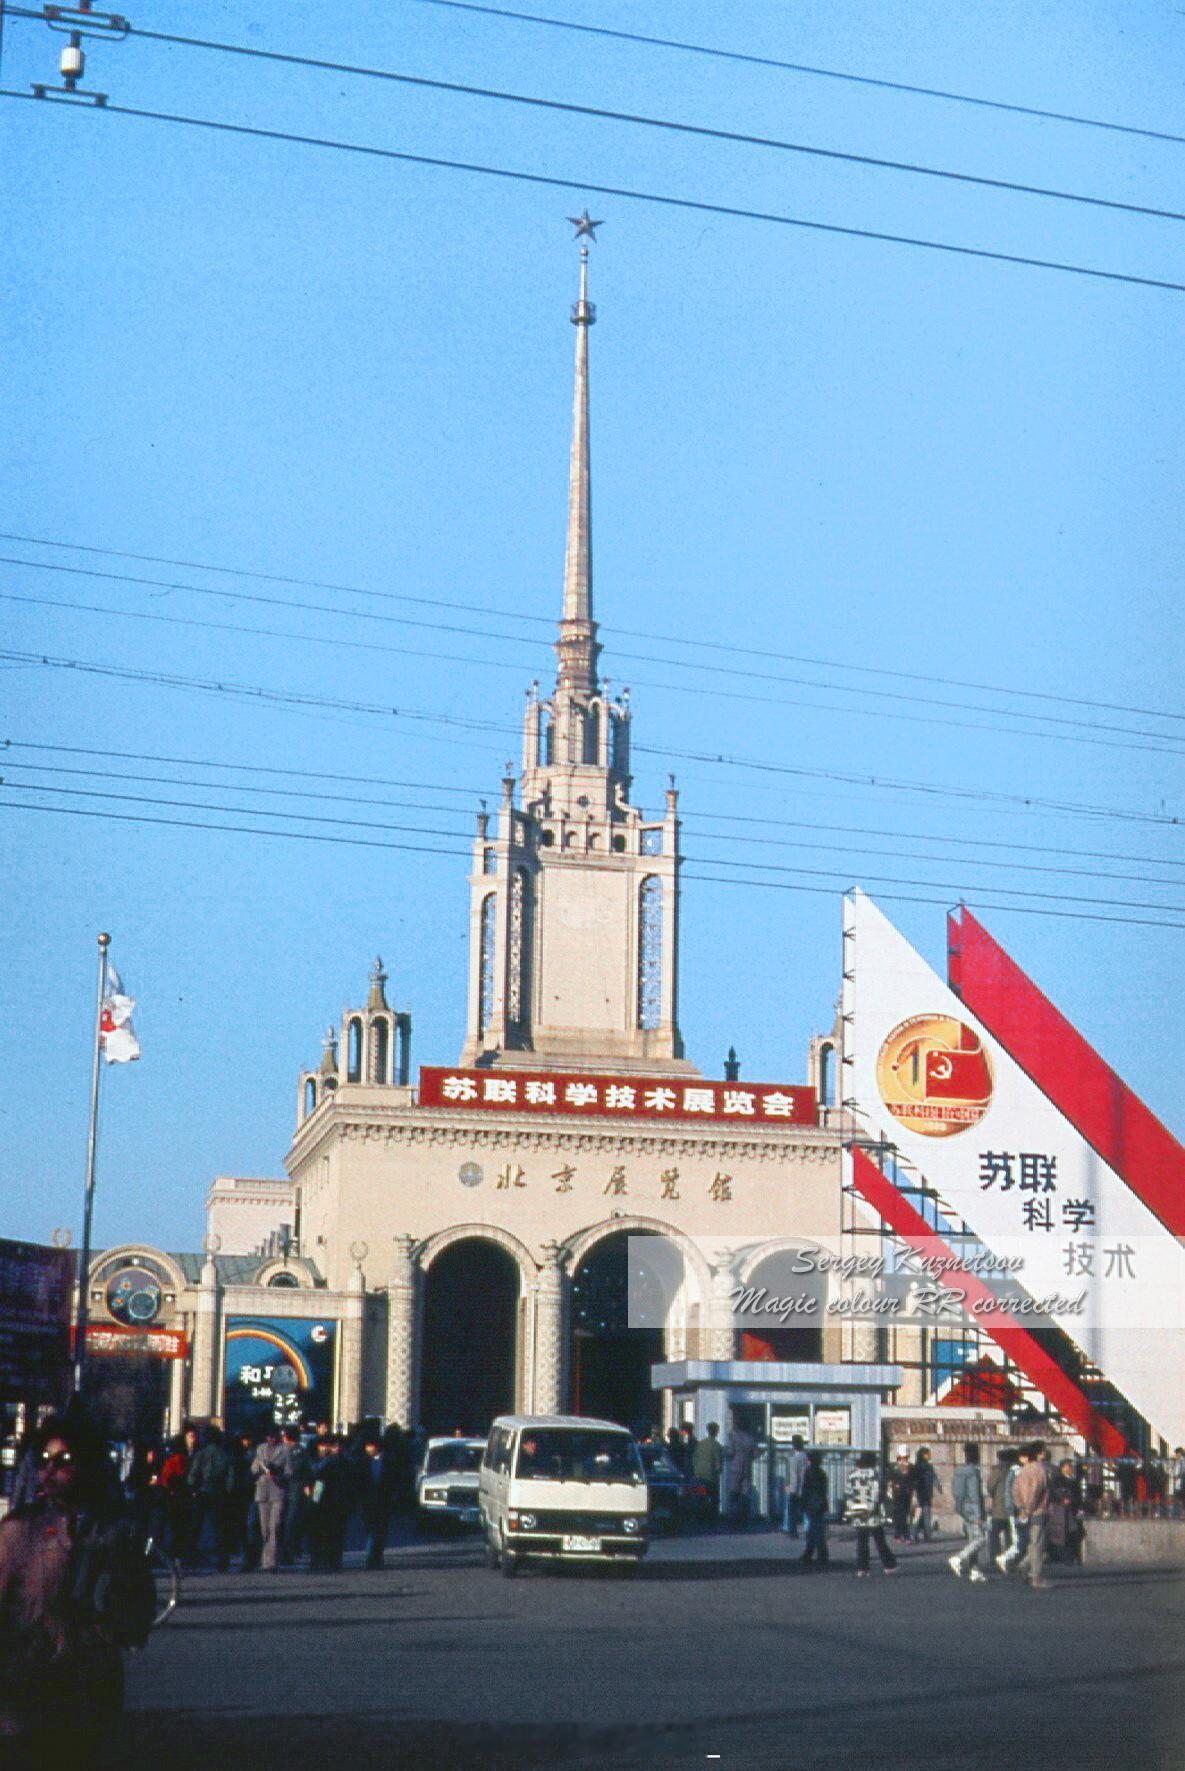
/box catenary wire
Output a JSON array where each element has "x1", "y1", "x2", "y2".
[
  {"x1": 10, "y1": 739, "x2": 1183, "y2": 873},
  {"x1": 6, "y1": 648, "x2": 1181, "y2": 829},
  {"x1": 399, "y1": 0, "x2": 1185, "y2": 150},
  {"x1": 5, "y1": 796, "x2": 1183, "y2": 930},
  {"x1": 7, "y1": 582, "x2": 1182, "y2": 758},
  {"x1": 7, "y1": 757, "x2": 1182, "y2": 891},
  {"x1": 4, "y1": 92, "x2": 1184, "y2": 296},
  {"x1": 5, "y1": 9, "x2": 1180, "y2": 227},
  {"x1": 7, "y1": 531, "x2": 1182, "y2": 728}
]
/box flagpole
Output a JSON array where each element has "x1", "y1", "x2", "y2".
[{"x1": 74, "y1": 930, "x2": 110, "y2": 1397}]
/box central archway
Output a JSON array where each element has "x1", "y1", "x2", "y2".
[
  {"x1": 420, "y1": 1237, "x2": 520, "y2": 1435},
  {"x1": 569, "y1": 1230, "x2": 669, "y2": 1433}
]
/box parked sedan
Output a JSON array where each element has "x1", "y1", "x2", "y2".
[{"x1": 416, "y1": 1437, "x2": 486, "y2": 1532}]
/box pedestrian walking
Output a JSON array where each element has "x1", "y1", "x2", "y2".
[
  {"x1": 251, "y1": 1426, "x2": 288, "y2": 1572},
  {"x1": 887, "y1": 1452, "x2": 915, "y2": 1543},
  {"x1": 307, "y1": 1435, "x2": 353, "y2": 1572},
  {"x1": 358, "y1": 1432, "x2": 397, "y2": 1570},
  {"x1": 985, "y1": 1448, "x2": 1014, "y2": 1564},
  {"x1": 996, "y1": 1445, "x2": 1030, "y2": 1573},
  {"x1": 0, "y1": 1420, "x2": 155, "y2": 1765},
  {"x1": 781, "y1": 1434, "x2": 808, "y2": 1538},
  {"x1": 279, "y1": 1425, "x2": 312, "y2": 1566},
  {"x1": 724, "y1": 1421, "x2": 756, "y2": 1523},
  {"x1": 799, "y1": 1451, "x2": 830, "y2": 1569},
  {"x1": 1011, "y1": 1441, "x2": 1052, "y2": 1589},
  {"x1": 691, "y1": 1423, "x2": 725, "y2": 1520},
  {"x1": 911, "y1": 1446, "x2": 942, "y2": 1541},
  {"x1": 160, "y1": 1427, "x2": 197, "y2": 1564},
  {"x1": 1048, "y1": 1458, "x2": 1084, "y2": 1565},
  {"x1": 187, "y1": 1425, "x2": 233, "y2": 1570},
  {"x1": 948, "y1": 1443, "x2": 990, "y2": 1583},
  {"x1": 844, "y1": 1451, "x2": 897, "y2": 1576}
]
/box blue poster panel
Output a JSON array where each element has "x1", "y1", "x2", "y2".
[{"x1": 223, "y1": 1316, "x2": 336, "y2": 1437}]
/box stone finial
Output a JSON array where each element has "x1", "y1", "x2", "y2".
[
  {"x1": 367, "y1": 956, "x2": 389, "y2": 1011},
  {"x1": 724, "y1": 1046, "x2": 741, "y2": 1082},
  {"x1": 319, "y1": 1026, "x2": 339, "y2": 1076}
]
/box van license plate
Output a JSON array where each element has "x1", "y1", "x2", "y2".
[{"x1": 562, "y1": 1535, "x2": 601, "y2": 1552}]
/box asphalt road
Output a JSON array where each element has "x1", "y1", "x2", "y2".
[{"x1": 115, "y1": 1527, "x2": 1185, "y2": 1771}]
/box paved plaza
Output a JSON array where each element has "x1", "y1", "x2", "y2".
[{"x1": 116, "y1": 1527, "x2": 1185, "y2": 1771}]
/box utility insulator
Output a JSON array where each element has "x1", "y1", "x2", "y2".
[{"x1": 60, "y1": 42, "x2": 86, "y2": 83}]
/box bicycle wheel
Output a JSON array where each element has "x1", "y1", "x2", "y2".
[{"x1": 144, "y1": 1535, "x2": 181, "y2": 1628}]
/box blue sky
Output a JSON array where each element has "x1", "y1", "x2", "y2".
[{"x1": 2, "y1": 0, "x2": 1182, "y2": 1253}]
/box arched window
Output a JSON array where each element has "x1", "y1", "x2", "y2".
[
  {"x1": 637, "y1": 875, "x2": 663, "y2": 1031},
  {"x1": 303, "y1": 1078, "x2": 317, "y2": 1118},
  {"x1": 584, "y1": 705, "x2": 600, "y2": 764},
  {"x1": 819, "y1": 1041, "x2": 835, "y2": 1107},
  {"x1": 346, "y1": 1017, "x2": 363, "y2": 1083},
  {"x1": 369, "y1": 1017, "x2": 390, "y2": 1084},
  {"x1": 507, "y1": 869, "x2": 531, "y2": 1028},
  {"x1": 611, "y1": 713, "x2": 629, "y2": 774},
  {"x1": 478, "y1": 893, "x2": 496, "y2": 1036},
  {"x1": 540, "y1": 706, "x2": 555, "y2": 766}
]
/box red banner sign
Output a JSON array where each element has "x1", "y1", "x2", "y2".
[
  {"x1": 419, "y1": 1067, "x2": 816, "y2": 1126},
  {"x1": 86, "y1": 1325, "x2": 188, "y2": 1360}
]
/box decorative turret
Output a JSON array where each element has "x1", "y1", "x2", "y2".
[{"x1": 296, "y1": 963, "x2": 411, "y2": 1126}]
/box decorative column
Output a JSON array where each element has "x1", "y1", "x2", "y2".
[
  {"x1": 189, "y1": 1248, "x2": 220, "y2": 1419},
  {"x1": 385, "y1": 1234, "x2": 418, "y2": 1429},
  {"x1": 706, "y1": 1257, "x2": 738, "y2": 1361},
  {"x1": 532, "y1": 1242, "x2": 564, "y2": 1415},
  {"x1": 339, "y1": 1242, "x2": 367, "y2": 1429}
]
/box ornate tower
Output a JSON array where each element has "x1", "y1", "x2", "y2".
[{"x1": 461, "y1": 221, "x2": 694, "y2": 1076}]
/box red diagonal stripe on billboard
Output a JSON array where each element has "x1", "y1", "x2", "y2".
[
  {"x1": 849, "y1": 1145, "x2": 1133, "y2": 1456},
  {"x1": 948, "y1": 907, "x2": 1185, "y2": 1238}
]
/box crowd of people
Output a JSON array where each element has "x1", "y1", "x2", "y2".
[
  {"x1": 773, "y1": 1436, "x2": 1176, "y2": 1583},
  {"x1": 121, "y1": 1417, "x2": 425, "y2": 1574}
]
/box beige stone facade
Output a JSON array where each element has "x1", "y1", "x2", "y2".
[{"x1": 277, "y1": 243, "x2": 852, "y2": 1435}]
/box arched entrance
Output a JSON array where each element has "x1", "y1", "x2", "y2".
[
  {"x1": 569, "y1": 1231, "x2": 669, "y2": 1433},
  {"x1": 736, "y1": 1247, "x2": 825, "y2": 1362},
  {"x1": 420, "y1": 1238, "x2": 519, "y2": 1435}
]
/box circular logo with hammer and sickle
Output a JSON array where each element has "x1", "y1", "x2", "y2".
[{"x1": 875, "y1": 1013, "x2": 993, "y2": 1138}]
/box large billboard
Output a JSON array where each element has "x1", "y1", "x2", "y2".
[
  {"x1": 222, "y1": 1316, "x2": 337, "y2": 1438},
  {"x1": 0, "y1": 1238, "x2": 74, "y2": 1405},
  {"x1": 843, "y1": 890, "x2": 1185, "y2": 1449}
]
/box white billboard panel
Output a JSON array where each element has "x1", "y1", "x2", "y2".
[{"x1": 842, "y1": 890, "x2": 1185, "y2": 1447}]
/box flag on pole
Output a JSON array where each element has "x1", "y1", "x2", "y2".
[{"x1": 100, "y1": 964, "x2": 141, "y2": 1064}]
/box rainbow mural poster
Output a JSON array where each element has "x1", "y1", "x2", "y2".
[{"x1": 223, "y1": 1315, "x2": 336, "y2": 1437}]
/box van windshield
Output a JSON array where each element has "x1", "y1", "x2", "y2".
[{"x1": 514, "y1": 1428, "x2": 644, "y2": 1484}]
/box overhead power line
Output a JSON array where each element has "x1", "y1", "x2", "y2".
[
  {"x1": 6, "y1": 9, "x2": 1180, "y2": 227},
  {"x1": 7, "y1": 532, "x2": 1183, "y2": 729},
  {"x1": 5, "y1": 648, "x2": 1181, "y2": 831},
  {"x1": 7, "y1": 756, "x2": 1181, "y2": 892},
  {"x1": 7, "y1": 776, "x2": 1179, "y2": 912},
  {"x1": 401, "y1": 0, "x2": 1185, "y2": 150},
  {"x1": 6, "y1": 578, "x2": 1183, "y2": 758},
  {"x1": 5, "y1": 796, "x2": 1183, "y2": 930},
  {"x1": 11, "y1": 739, "x2": 1183, "y2": 873},
  {"x1": 4, "y1": 91, "x2": 1184, "y2": 296}
]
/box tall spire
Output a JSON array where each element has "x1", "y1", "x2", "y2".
[{"x1": 557, "y1": 212, "x2": 603, "y2": 698}]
